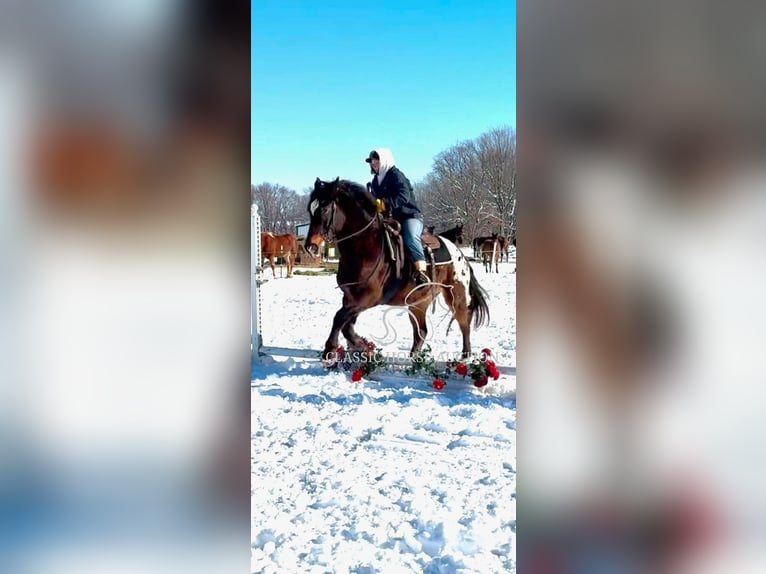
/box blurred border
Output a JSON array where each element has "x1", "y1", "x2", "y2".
[
  {"x1": 519, "y1": 0, "x2": 766, "y2": 572},
  {"x1": 1, "y1": 1, "x2": 251, "y2": 572}
]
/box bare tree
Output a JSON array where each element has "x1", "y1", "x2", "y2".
[
  {"x1": 417, "y1": 140, "x2": 493, "y2": 239},
  {"x1": 476, "y1": 127, "x2": 516, "y2": 239},
  {"x1": 417, "y1": 130, "x2": 516, "y2": 242},
  {"x1": 251, "y1": 182, "x2": 307, "y2": 233}
]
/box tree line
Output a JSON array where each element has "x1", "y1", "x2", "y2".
[
  {"x1": 250, "y1": 183, "x2": 306, "y2": 234},
  {"x1": 252, "y1": 126, "x2": 516, "y2": 241}
]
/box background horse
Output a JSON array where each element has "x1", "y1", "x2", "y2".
[
  {"x1": 261, "y1": 232, "x2": 299, "y2": 278},
  {"x1": 473, "y1": 233, "x2": 498, "y2": 258},
  {"x1": 305, "y1": 178, "x2": 489, "y2": 361},
  {"x1": 481, "y1": 238, "x2": 501, "y2": 273},
  {"x1": 437, "y1": 222, "x2": 464, "y2": 246},
  {"x1": 497, "y1": 235, "x2": 511, "y2": 262}
]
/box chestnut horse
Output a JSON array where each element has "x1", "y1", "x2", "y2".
[
  {"x1": 305, "y1": 178, "x2": 490, "y2": 361},
  {"x1": 261, "y1": 232, "x2": 298, "y2": 278}
]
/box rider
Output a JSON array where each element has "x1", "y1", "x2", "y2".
[{"x1": 365, "y1": 147, "x2": 429, "y2": 285}]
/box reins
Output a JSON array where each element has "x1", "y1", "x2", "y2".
[
  {"x1": 333, "y1": 207, "x2": 378, "y2": 244},
  {"x1": 332, "y1": 208, "x2": 387, "y2": 290}
]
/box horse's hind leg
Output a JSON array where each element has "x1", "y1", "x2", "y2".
[
  {"x1": 407, "y1": 303, "x2": 428, "y2": 356},
  {"x1": 443, "y1": 285, "x2": 472, "y2": 358}
]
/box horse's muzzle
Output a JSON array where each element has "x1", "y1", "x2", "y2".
[{"x1": 305, "y1": 233, "x2": 324, "y2": 257}]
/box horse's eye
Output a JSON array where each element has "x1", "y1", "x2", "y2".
[{"x1": 309, "y1": 199, "x2": 319, "y2": 216}]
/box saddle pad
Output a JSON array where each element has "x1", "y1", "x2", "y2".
[{"x1": 426, "y1": 236, "x2": 455, "y2": 264}]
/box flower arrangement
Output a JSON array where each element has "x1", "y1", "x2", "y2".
[
  {"x1": 329, "y1": 340, "x2": 384, "y2": 381},
  {"x1": 447, "y1": 348, "x2": 500, "y2": 388},
  {"x1": 404, "y1": 344, "x2": 451, "y2": 390},
  {"x1": 326, "y1": 341, "x2": 501, "y2": 389}
]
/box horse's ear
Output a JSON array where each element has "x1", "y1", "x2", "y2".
[{"x1": 334, "y1": 176, "x2": 340, "y2": 183}]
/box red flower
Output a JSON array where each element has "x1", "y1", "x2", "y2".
[
  {"x1": 487, "y1": 363, "x2": 500, "y2": 380},
  {"x1": 474, "y1": 375, "x2": 488, "y2": 388},
  {"x1": 351, "y1": 369, "x2": 363, "y2": 382},
  {"x1": 432, "y1": 378, "x2": 446, "y2": 390},
  {"x1": 455, "y1": 362, "x2": 468, "y2": 376},
  {"x1": 366, "y1": 340, "x2": 377, "y2": 350},
  {"x1": 480, "y1": 348, "x2": 492, "y2": 359}
]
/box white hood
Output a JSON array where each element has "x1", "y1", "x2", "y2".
[{"x1": 372, "y1": 147, "x2": 395, "y2": 185}]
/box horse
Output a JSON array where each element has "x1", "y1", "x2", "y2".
[
  {"x1": 481, "y1": 238, "x2": 501, "y2": 273},
  {"x1": 497, "y1": 235, "x2": 511, "y2": 262},
  {"x1": 436, "y1": 222, "x2": 464, "y2": 246},
  {"x1": 473, "y1": 233, "x2": 498, "y2": 259},
  {"x1": 261, "y1": 232, "x2": 299, "y2": 278},
  {"x1": 305, "y1": 177, "x2": 490, "y2": 361}
]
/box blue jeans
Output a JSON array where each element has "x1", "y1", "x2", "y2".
[{"x1": 401, "y1": 217, "x2": 425, "y2": 262}]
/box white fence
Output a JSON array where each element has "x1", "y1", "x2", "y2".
[{"x1": 251, "y1": 204, "x2": 264, "y2": 365}]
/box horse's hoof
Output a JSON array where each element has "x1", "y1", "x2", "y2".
[
  {"x1": 321, "y1": 357, "x2": 338, "y2": 369},
  {"x1": 320, "y1": 349, "x2": 340, "y2": 368}
]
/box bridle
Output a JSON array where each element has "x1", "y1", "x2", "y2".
[{"x1": 314, "y1": 196, "x2": 386, "y2": 289}]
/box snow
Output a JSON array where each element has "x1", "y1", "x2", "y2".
[{"x1": 252, "y1": 248, "x2": 516, "y2": 573}]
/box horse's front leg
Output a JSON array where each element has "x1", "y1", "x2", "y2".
[
  {"x1": 341, "y1": 313, "x2": 369, "y2": 349},
  {"x1": 322, "y1": 306, "x2": 356, "y2": 362}
]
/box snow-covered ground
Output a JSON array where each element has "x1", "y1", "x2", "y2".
[{"x1": 251, "y1": 248, "x2": 516, "y2": 573}]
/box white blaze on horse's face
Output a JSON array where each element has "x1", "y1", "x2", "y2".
[{"x1": 309, "y1": 199, "x2": 320, "y2": 216}]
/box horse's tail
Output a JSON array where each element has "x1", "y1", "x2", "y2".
[{"x1": 468, "y1": 264, "x2": 490, "y2": 329}]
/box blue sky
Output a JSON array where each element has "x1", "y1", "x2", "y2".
[{"x1": 251, "y1": 0, "x2": 515, "y2": 194}]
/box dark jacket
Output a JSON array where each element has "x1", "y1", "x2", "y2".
[{"x1": 370, "y1": 166, "x2": 422, "y2": 221}]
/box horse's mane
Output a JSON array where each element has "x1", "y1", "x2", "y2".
[
  {"x1": 311, "y1": 178, "x2": 376, "y2": 214},
  {"x1": 339, "y1": 180, "x2": 377, "y2": 213}
]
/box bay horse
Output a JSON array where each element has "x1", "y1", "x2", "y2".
[
  {"x1": 437, "y1": 222, "x2": 464, "y2": 246},
  {"x1": 261, "y1": 232, "x2": 298, "y2": 278},
  {"x1": 481, "y1": 237, "x2": 501, "y2": 273},
  {"x1": 497, "y1": 235, "x2": 511, "y2": 262},
  {"x1": 473, "y1": 233, "x2": 498, "y2": 259},
  {"x1": 305, "y1": 178, "x2": 489, "y2": 361}
]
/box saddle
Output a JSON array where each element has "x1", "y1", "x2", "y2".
[{"x1": 381, "y1": 218, "x2": 443, "y2": 282}]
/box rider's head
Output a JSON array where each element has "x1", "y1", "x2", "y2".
[{"x1": 365, "y1": 150, "x2": 380, "y2": 174}]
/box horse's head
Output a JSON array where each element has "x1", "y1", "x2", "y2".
[
  {"x1": 455, "y1": 222, "x2": 465, "y2": 245},
  {"x1": 305, "y1": 177, "x2": 375, "y2": 256}
]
